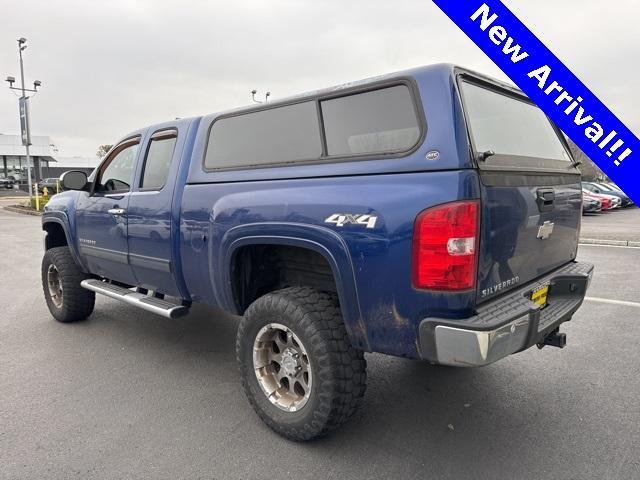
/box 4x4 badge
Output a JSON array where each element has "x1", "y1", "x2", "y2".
[
  {"x1": 325, "y1": 213, "x2": 378, "y2": 229},
  {"x1": 537, "y1": 221, "x2": 555, "y2": 240}
]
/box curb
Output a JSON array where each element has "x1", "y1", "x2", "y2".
[
  {"x1": 3, "y1": 206, "x2": 42, "y2": 216},
  {"x1": 580, "y1": 238, "x2": 640, "y2": 247}
]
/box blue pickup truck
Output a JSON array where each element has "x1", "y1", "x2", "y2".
[{"x1": 41, "y1": 64, "x2": 593, "y2": 440}]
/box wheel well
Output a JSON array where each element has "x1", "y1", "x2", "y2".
[
  {"x1": 231, "y1": 245, "x2": 337, "y2": 313},
  {"x1": 43, "y1": 222, "x2": 68, "y2": 250}
]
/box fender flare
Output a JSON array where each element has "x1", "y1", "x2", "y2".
[
  {"x1": 42, "y1": 212, "x2": 88, "y2": 273},
  {"x1": 217, "y1": 222, "x2": 370, "y2": 351}
]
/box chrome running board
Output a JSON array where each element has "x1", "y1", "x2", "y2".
[{"x1": 80, "y1": 279, "x2": 189, "y2": 319}]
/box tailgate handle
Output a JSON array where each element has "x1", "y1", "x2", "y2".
[{"x1": 536, "y1": 188, "x2": 555, "y2": 212}]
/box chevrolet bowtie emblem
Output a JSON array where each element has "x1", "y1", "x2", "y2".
[{"x1": 537, "y1": 221, "x2": 555, "y2": 240}]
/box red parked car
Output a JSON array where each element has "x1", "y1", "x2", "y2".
[
  {"x1": 583, "y1": 189, "x2": 612, "y2": 211},
  {"x1": 582, "y1": 193, "x2": 602, "y2": 213}
]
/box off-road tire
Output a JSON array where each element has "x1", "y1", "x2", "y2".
[
  {"x1": 42, "y1": 246, "x2": 95, "y2": 322},
  {"x1": 236, "y1": 287, "x2": 367, "y2": 441}
]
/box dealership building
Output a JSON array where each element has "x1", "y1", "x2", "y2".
[{"x1": 0, "y1": 134, "x2": 99, "y2": 188}]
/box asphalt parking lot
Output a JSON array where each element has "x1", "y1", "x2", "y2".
[
  {"x1": 1, "y1": 207, "x2": 639, "y2": 480},
  {"x1": 581, "y1": 205, "x2": 640, "y2": 243}
]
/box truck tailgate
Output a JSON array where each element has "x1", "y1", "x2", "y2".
[
  {"x1": 457, "y1": 76, "x2": 583, "y2": 303},
  {"x1": 477, "y1": 177, "x2": 582, "y2": 302}
]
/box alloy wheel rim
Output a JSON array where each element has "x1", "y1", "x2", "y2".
[
  {"x1": 47, "y1": 264, "x2": 63, "y2": 309},
  {"x1": 253, "y1": 323, "x2": 312, "y2": 412}
]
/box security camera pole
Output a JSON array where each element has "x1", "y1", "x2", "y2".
[{"x1": 5, "y1": 37, "x2": 43, "y2": 201}]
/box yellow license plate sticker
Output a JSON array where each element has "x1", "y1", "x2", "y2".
[{"x1": 531, "y1": 284, "x2": 549, "y2": 307}]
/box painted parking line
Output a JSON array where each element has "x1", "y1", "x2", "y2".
[
  {"x1": 585, "y1": 297, "x2": 640, "y2": 309},
  {"x1": 579, "y1": 243, "x2": 640, "y2": 249}
]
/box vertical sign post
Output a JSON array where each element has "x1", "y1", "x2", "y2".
[{"x1": 19, "y1": 97, "x2": 31, "y2": 146}]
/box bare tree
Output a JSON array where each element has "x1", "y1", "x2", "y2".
[
  {"x1": 96, "y1": 144, "x2": 113, "y2": 158},
  {"x1": 566, "y1": 138, "x2": 607, "y2": 181}
]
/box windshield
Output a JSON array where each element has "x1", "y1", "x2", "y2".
[{"x1": 594, "y1": 183, "x2": 617, "y2": 193}]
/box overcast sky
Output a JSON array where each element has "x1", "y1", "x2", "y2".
[{"x1": 0, "y1": 0, "x2": 637, "y2": 157}]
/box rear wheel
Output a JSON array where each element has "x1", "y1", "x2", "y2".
[
  {"x1": 236, "y1": 287, "x2": 367, "y2": 441},
  {"x1": 42, "y1": 246, "x2": 95, "y2": 322}
]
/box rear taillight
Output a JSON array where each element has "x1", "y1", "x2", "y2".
[{"x1": 412, "y1": 200, "x2": 480, "y2": 291}]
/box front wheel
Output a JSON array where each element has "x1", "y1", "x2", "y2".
[
  {"x1": 236, "y1": 287, "x2": 367, "y2": 441},
  {"x1": 42, "y1": 246, "x2": 95, "y2": 322}
]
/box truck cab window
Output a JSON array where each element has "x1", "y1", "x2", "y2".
[
  {"x1": 140, "y1": 130, "x2": 177, "y2": 190},
  {"x1": 96, "y1": 141, "x2": 139, "y2": 193}
]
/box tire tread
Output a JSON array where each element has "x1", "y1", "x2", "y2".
[
  {"x1": 42, "y1": 246, "x2": 95, "y2": 322},
  {"x1": 237, "y1": 286, "x2": 366, "y2": 441}
]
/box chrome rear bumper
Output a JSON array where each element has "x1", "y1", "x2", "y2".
[{"x1": 418, "y1": 262, "x2": 594, "y2": 367}]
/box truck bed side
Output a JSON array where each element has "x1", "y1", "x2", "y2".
[{"x1": 180, "y1": 171, "x2": 480, "y2": 357}]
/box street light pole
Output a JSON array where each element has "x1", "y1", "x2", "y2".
[
  {"x1": 17, "y1": 41, "x2": 33, "y2": 199},
  {"x1": 5, "y1": 37, "x2": 42, "y2": 202}
]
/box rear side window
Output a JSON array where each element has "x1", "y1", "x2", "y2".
[
  {"x1": 204, "y1": 101, "x2": 322, "y2": 169},
  {"x1": 140, "y1": 130, "x2": 177, "y2": 190},
  {"x1": 321, "y1": 85, "x2": 420, "y2": 156},
  {"x1": 204, "y1": 83, "x2": 422, "y2": 170},
  {"x1": 461, "y1": 81, "x2": 571, "y2": 163}
]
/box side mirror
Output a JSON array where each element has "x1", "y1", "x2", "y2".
[{"x1": 60, "y1": 170, "x2": 89, "y2": 191}]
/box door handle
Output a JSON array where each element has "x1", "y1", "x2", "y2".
[{"x1": 108, "y1": 208, "x2": 126, "y2": 217}]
